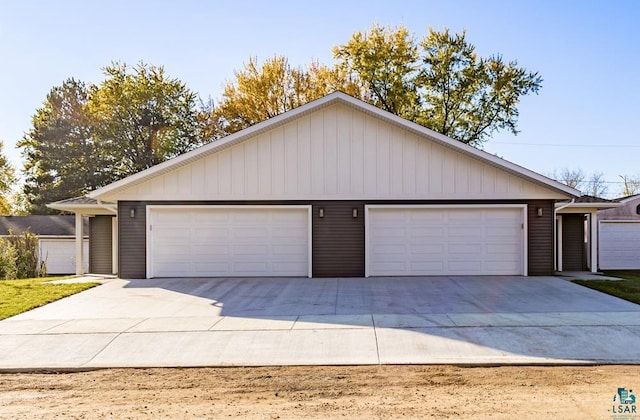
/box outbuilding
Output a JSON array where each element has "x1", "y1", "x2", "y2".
[
  {"x1": 0, "y1": 215, "x2": 88, "y2": 274},
  {"x1": 50, "y1": 92, "x2": 584, "y2": 279},
  {"x1": 597, "y1": 194, "x2": 640, "y2": 270}
]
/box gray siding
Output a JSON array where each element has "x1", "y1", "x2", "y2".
[
  {"x1": 312, "y1": 202, "x2": 365, "y2": 277},
  {"x1": 527, "y1": 200, "x2": 554, "y2": 276},
  {"x1": 117, "y1": 199, "x2": 557, "y2": 278},
  {"x1": 89, "y1": 216, "x2": 113, "y2": 274},
  {"x1": 118, "y1": 202, "x2": 147, "y2": 279},
  {"x1": 561, "y1": 214, "x2": 586, "y2": 271}
]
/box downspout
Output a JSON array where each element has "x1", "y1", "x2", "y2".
[{"x1": 554, "y1": 198, "x2": 576, "y2": 272}]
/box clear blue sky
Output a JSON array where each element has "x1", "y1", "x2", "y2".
[{"x1": 1, "y1": 0, "x2": 638, "y2": 197}]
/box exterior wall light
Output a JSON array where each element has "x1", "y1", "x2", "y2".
[
  {"x1": 130, "y1": 208, "x2": 136, "y2": 218},
  {"x1": 319, "y1": 208, "x2": 324, "y2": 218},
  {"x1": 352, "y1": 208, "x2": 358, "y2": 218},
  {"x1": 537, "y1": 207, "x2": 543, "y2": 217}
]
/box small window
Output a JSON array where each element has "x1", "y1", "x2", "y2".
[{"x1": 636, "y1": 204, "x2": 640, "y2": 215}]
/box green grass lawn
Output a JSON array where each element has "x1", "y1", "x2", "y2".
[
  {"x1": 0, "y1": 277, "x2": 98, "y2": 320},
  {"x1": 573, "y1": 271, "x2": 640, "y2": 305}
]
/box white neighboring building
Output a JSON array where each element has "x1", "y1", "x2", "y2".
[
  {"x1": 0, "y1": 215, "x2": 89, "y2": 275},
  {"x1": 598, "y1": 195, "x2": 640, "y2": 270}
]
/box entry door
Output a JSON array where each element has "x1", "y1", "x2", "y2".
[{"x1": 561, "y1": 214, "x2": 586, "y2": 271}]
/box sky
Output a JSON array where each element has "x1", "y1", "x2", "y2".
[{"x1": 0, "y1": 0, "x2": 638, "y2": 198}]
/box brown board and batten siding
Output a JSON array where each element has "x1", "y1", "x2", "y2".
[
  {"x1": 89, "y1": 215, "x2": 113, "y2": 275},
  {"x1": 527, "y1": 200, "x2": 555, "y2": 276},
  {"x1": 312, "y1": 202, "x2": 365, "y2": 277},
  {"x1": 118, "y1": 201, "x2": 147, "y2": 279}
]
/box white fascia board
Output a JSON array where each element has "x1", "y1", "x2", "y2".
[{"x1": 88, "y1": 91, "x2": 580, "y2": 200}]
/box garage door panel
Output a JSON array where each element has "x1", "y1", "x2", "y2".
[
  {"x1": 194, "y1": 227, "x2": 230, "y2": 239},
  {"x1": 409, "y1": 211, "x2": 444, "y2": 222},
  {"x1": 194, "y1": 212, "x2": 230, "y2": 223},
  {"x1": 448, "y1": 210, "x2": 482, "y2": 222},
  {"x1": 272, "y1": 262, "x2": 307, "y2": 272},
  {"x1": 374, "y1": 243, "x2": 407, "y2": 253},
  {"x1": 150, "y1": 207, "x2": 309, "y2": 277},
  {"x1": 371, "y1": 227, "x2": 406, "y2": 239},
  {"x1": 233, "y1": 212, "x2": 269, "y2": 223},
  {"x1": 371, "y1": 261, "x2": 406, "y2": 274},
  {"x1": 486, "y1": 243, "x2": 520, "y2": 255},
  {"x1": 410, "y1": 227, "x2": 445, "y2": 239},
  {"x1": 368, "y1": 207, "x2": 523, "y2": 276},
  {"x1": 486, "y1": 260, "x2": 520, "y2": 271},
  {"x1": 233, "y1": 244, "x2": 269, "y2": 256},
  {"x1": 599, "y1": 222, "x2": 640, "y2": 270},
  {"x1": 448, "y1": 260, "x2": 482, "y2": 271},
  {"x1": 39, "y1": 239, "x2": 89, "y2": 274},
  {"x1": 272, "y1": 244, "x2": 306, "y2": 255},
  {"x1": 448, "y1": 244, "x2": 482, "y2": 255},
  {"x1": 408, "y1": 244, "x2": 444, "y2": 255},
  {"x1": 156, "y1": 227, "x2": 191, "y2": 241},
  {"x1": 411, "y1": 261, "x2": 444, "y2": 271}
]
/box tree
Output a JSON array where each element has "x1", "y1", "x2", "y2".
[
  {"x1": 88, "y1": 62, "x2": 206, "y2": 177},
  {"x1": 334, "y1": 25, "x2": 542, "y2": 146},
  {"x1": 585, "y1": 172, "x2": 608, "y2": 198},
  {"x1": 333, "y1": 25, "x2": 420, "y2": 120},
  {"x1": 0, "y1": 140, "x2": 16, "y2": 215},
  {"x1": 548, "y1": 168, "x2": 609, "y2": 198},
  {"x1": 19, "y1": 79, "x2": 102, "y2": 214},
  {"x1": 619, "y1": 175, "x2": 640, "y2": 197},
  {"x1": 549, "y1": 168, "x2": 586, "y2": 190},
  {"x1": 214, "y1": 56, "x2": 364, "y2": 135},
  {"x1": 20, "y1": 63, "x2": 208, "y2": 213}
]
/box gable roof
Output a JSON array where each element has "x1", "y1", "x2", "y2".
[
  {"x1": 573, "y1": 195, "x2": 618, "y2": 204},
  {"x1": 88, "y1": 91, "x2": 580, "y2": 200},
  {"x1": 618, "y1": 194, "x2": 640, "y2": 204},
  {"x1": 0, "y1": 215, "x2": 88, "y2": 236}
]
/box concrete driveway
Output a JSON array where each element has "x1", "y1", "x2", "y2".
[{"x1": 1, "y1": 276, "x2": 640, "y2": 369}]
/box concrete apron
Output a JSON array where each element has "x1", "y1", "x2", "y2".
[{"x1": 1, "y1": 276, "x2": 640, "y2": 369}]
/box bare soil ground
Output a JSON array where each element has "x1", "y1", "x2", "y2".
[{"x1": 0, "y1": 365, "x2": 637, "y2": 419}]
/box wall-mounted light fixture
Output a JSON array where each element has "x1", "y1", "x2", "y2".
[
  {"x1": 319, "y1": 208, "x2": 324, "y2": 218},
  {"x1": 537, "y1": 207, "x2": 543, "y2": 217},
  {"x1": 352, "y1": 208, "x2": 358, "y2": 218},
  {"x1": 130, "y1": 208, "x2": 136, "y2": 218}
]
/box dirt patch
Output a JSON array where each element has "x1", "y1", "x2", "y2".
[{"x1": 0, "y1": 365, "x2": 637, "y2": 419}]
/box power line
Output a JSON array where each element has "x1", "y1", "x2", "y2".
[{"x1": 491, "y1": 142, "x2": 640, "y2": 148}]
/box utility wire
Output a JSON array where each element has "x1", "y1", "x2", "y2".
[{"x1": 491, "y1": 142, "x2": 640, "y2": 148}]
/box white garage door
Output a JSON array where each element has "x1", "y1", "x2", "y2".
[
  {"x1": 367, "y1": 206, "x2": 524, "y2": 276},
  {"x1": 39, "y1": 239, "x2": 89, "y2": 274},
  {"x1": 599, "y1": 221, "x2": 640, "y2": 270},
  {"x1": 149, "y1": 206, "x2": 310, "y2": 278}
]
